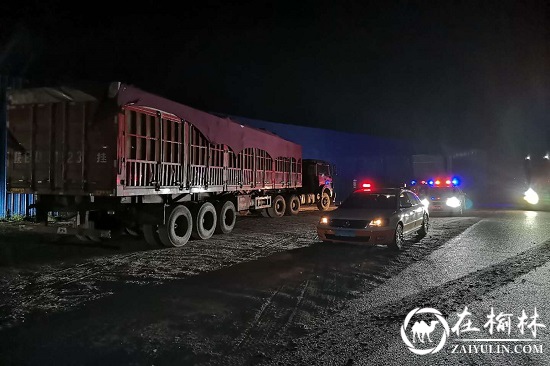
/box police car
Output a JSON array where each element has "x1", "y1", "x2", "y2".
[{"x1": 410, "y1": 178, "x2": 466, "y2": 215}]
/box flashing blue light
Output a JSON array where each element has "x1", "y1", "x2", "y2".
[
  {"x1": 410, "y1": 180, "x2": 417, "y2": 185},
  {"x1": 427, "y1": 180, "x2": 434, "y2": 186},
  {"x1": 451, "y1": 177, "x2": 460, "y2": 186}
]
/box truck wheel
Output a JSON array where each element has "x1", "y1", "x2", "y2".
[
  {"x1": 317, "y1": 191, "x2": 331, "y2": 211},
  {"x1": 267, "y1": 195, "x2": 286, "y2": 218},
  {"x1": 215, "y1": 200, "x2": 236, "y2": 234},
  {"x1": 285, "y1": 195, "x2": 300, "y2": 216},
  {"x1": 192, "y1": 202, "x2": 217, "y2": 239},
  {"x1": 158, "y1": 205, "x2": 193, "y2": 247},
  {"x1": 142, "y1": 224, "x2": 163, "y2": 248}
]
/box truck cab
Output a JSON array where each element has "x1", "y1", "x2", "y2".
[{"x1": 301, "y1": 159, "x2": 335, "y2": 210}]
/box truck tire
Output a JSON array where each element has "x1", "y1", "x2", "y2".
[
  {"x1": 192, "y1": 202, "x2": 217, "y2": 239},
  {"x1": 215, "y1": 200, "x2": 237, "y2": 234},
  {"x1": 158, "y1": 205, "x2": 193, "y2": 247},
  {"x1": 317, "y1": 191, "x2": 331, "y2": 211},
  {"x1": 285, "y1": 195, "x2": 300, "y2": 216},
  {"x1": 267, "y1": 195, "x2": 286, "y2": 218},
  {"x1": 142, "y1": 224, "x2": 163, "y2": 248}
]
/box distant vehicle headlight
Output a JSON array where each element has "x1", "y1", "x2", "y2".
[
  {"x1": 369, "y1": 218, "x2": 386, "y2": 227},
  {"x1": 421, "y1": 198, "x2": 430, "y2": 207},
  {"x1": 320, "y1": 216, "x2": 330, "y2": 224},
  {"x1": 446, "y1": 196, "x2": 461, "y2": 208},
  {"x1": 524, "y1": 188, "x2": 539, "y2": 205}
]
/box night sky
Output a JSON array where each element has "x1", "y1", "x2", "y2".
[{"x1": 1, "y1": 1, "x2": 548, "y2": 156}]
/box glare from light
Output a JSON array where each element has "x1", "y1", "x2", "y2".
[
  {"x1": 446, "y1": 196, "x2": 461, "y2": 208},
  {"x1": 421, "y1": 198, "x2": 430, "y2": 207},
  {"x1": 524, "y1": 211, "x2": 537, "y2": 218},
  {"x1": 320, "y1": 217, "x2": 329, "y2": 224},
  {"x1": 544, "y1": 154, "x2": 549, "y2": 160},
  {"x1": 524, "y1": 188, "x2": 539, "y2": 205},
  {"x1": 525, "y1": 155, "x2": 531, "y2": 160},
  {"x1": 524, "y1": 211, "x2": 537, "y2": 228}
]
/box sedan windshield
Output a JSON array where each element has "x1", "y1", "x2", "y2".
[{"x1": 339, "y1": 193, "x2": 397, "y2": 209}]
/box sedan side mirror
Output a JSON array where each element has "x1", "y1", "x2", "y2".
[{"x1": 400, "y1": 202, "x2": 412, "y2": 208}]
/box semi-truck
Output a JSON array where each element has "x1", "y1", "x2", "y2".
[{"x1": 5, "y1": 82, "x2": 335, "y2": 247}]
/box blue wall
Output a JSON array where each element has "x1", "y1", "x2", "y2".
[{"x1": 231, "y1": 116, "x2": 415, "y2": 202}]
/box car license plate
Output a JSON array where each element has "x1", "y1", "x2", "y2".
[{"x1": 335, "y1": 230, "x2": 355, "y2": 237}]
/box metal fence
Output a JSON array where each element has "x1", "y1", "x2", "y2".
[{"x1": 0, "y1": 74, "x2": 35, "y2": 218}]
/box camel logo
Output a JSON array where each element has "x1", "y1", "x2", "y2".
[
  {"x1": 412, "y1": 320, "x2": 438, "y2": 343},
  {"x1": 401, "y1": 307, "x2": 450, "y2": 355}
]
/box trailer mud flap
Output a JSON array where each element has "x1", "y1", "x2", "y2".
[{"x1": 131, "y1": 204, "x2": 166, "y2": 225}]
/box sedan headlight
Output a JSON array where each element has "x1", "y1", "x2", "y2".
[
  {"x1": 368, "y1": 218, "x2": 387, "y2": 227},
  {"x1": 524, "y1": 188, "x2": 539, "y2": 205},
  {"x1": 319, "y1": 216, "x2": 330, "y2": 225},
  {"x1": 446, "y1": 196, "x2": 461, "y2": 208}
]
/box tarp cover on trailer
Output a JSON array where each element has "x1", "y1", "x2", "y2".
[
  {"x1": 8, "y1": 83, "x2": 302, "y2": 161},
  {"x1": 113, "y1": 82, "x2": 302, "y2": 160}
]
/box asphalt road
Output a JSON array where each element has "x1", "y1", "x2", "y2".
[{"x1": 0, "y1": 209, "x2": 549, "y2": 365}]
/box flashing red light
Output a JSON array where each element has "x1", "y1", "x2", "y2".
[
  {"x1": 421, "y1": 180, "x2": 426, "y2": 184},
  {"x1": 362, "y1": 183, "x2": 371, "y2": 188},
  {"x1": 445, "y1": 179, "x2": 451, "y2": 185},
  {"x1": 435, "y1": 180, "x2": 441, "y2": 185}
]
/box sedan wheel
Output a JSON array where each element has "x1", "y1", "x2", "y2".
[
  {"x1": 389, "y1": 223, "x2": 404, "y2": 251},
  {"x1": 417, "y1": 214, "x2": 429, "y2": 237}
]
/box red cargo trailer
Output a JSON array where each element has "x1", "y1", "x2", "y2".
[{"x1": 6, "y1": 82, "x2": 334, "y2": 247}]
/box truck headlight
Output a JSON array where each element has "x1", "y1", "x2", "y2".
[
  {"x1": 524, "y1": 188, "x2": 539, "y2": 205},
  {"x1": 446, "y1": 196, "x2": 461, "y2": 208},
  {"x1": 320, "y1": 217, "x2": 329, "y2": 224}
]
